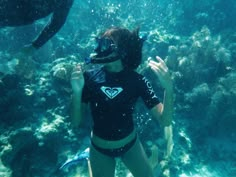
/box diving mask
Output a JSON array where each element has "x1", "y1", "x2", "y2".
[
  {"x1": 84, "y1": 33, "x2": 148, "y2": 64},
  {"x1": 85, "y1": 37, "x2": 120, "y2": 64}
]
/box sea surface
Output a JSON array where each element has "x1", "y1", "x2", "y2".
[{"x1": 0, "y1": 0, "x2": 235, "y2": 177}]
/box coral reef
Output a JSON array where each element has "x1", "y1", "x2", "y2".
[
  {"x1": 51, "y1": 57, "x2": 77, "y2": 83},
  {"x1": 141, "y1": 25, "x2": 236, "y2": 177},
  {"x1": 163, "y1": 26, "x2": 235, "y2": 177},
  {"x1": 0, "y1": 53, "x2": 91, "y2": 176}
]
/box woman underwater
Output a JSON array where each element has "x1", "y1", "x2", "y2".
[{"x1": 71, "y1": 27, "x2": 174, "y2": 177}]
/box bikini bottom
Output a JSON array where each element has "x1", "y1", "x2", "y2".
[{"x1": 91, "y1": 135, "x2": 137, "y2": 158}]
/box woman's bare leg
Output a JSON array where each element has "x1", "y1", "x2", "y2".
[
  {"x1": 121, "y1": 138, "x2": 154, "y2": 177},
  {"x1": 88, "y1": 145, "x2": 116, "y2": 177}
]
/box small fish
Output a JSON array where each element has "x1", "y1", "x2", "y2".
[{"x1": 60, "y1": 148, "x2": 90, "y2": 170}]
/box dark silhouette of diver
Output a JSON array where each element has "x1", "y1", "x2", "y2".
[{"x1": 0, "y1": 0, "x2": 74, "y2": 50}]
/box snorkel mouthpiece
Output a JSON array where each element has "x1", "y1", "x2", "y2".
[
  {"x1": 84, "y1": 56, "x2": 92, "y2": 64},
  {"x1": 139, "y1": 32, "x2": 148, "y2": 43}
]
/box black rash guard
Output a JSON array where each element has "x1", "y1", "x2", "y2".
[
  {"x1": 82, "y1": 67, "x2": 160, "y2": 141},
  {"x1": 0, "y1": 0, "x2": 73, "y2": 48}
]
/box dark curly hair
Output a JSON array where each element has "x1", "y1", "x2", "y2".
[{"x1": 101, "y1": 27, "x2": 144, "y2": 70}]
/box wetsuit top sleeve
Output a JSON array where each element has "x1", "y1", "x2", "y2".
[
  {"x1": 139, "y1": 76, "x2": 160, "y2": 109},
  {"x1": 32, "y1": 0, "x2": 74, "y2": 49}
]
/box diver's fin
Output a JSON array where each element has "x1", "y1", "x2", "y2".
[{"x1": 60, "y1": 148, "x2": 90, "y2": 170}]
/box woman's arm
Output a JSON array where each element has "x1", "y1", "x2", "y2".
[
  {"x1": 71, "y1": 65, "x2": 85, "y2": 128},
  {"x1": 71, "y1": 92, "x2": 84, "y2": 128},
  {"x1": 149, "y1": 56, "x2": 174, "y2": 158},
  {"x1": 149, "y1": 56, "x2": 174, "y2": 127}
]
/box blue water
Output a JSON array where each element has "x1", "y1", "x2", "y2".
[{"x1": 0, "y1": 0, "x2": 236, "y2": 177}]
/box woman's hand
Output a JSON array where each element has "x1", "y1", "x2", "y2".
[
  {"x1": 71, "y1": 64, "x2": 85, "y2": 93},
  {"x1": 148, "y1": 56, "x2": 173, "y2": 91}
]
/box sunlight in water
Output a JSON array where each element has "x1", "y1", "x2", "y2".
[
  {"x1": 180, "y1": 153, "x2": 190, "y2": 164},
  {"x1": 179, "y1": 165, "x2": 220, "y2": 177},
  {"x1": 179, "y1": 129, "x2": 192, "y2": 149}
]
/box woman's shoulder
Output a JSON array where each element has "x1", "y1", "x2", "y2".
[
  {"x1": 125, "y1": 69, "x2": 143, "y2": 78},
  {"x1": 123, "y1": 70, "x2": 146, "y2": 86}
]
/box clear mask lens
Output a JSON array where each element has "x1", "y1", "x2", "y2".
[{"x1": 94, "y1": 37, "x2": 117, "y2": 56}]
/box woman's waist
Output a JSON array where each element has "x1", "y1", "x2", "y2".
[
  {"x1": 92, "y1": 122, "x2": 134, "y2": 140},
  {"x1": 91, "y1": 128, "x2": 136, "y2": 149}
]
